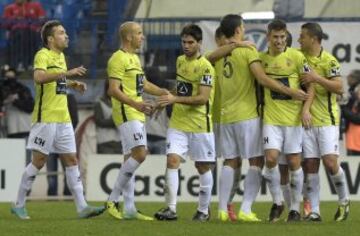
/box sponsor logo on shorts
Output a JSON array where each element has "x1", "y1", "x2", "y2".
[
  {"x1": 34, "y1": 137, "x2": 46, "y2": 147},
  {"x1": 263, "y1": 137, "x2": 269, "y2": 144},
  {"x1": 133, "y1": 132, "x2": 143, "y2": 141}
]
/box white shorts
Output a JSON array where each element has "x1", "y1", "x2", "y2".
[
  {"x1": 213, "y1": 122, "x2": 221, "y2": 158},
  {"x1": 166, "y1": 128, "x2": 215, "y2": 162},
  {"x1": 27, "y1": 123, "x2": 76, "y2": 155},
  {"x1": 219, "y1": 118, "x2": 263, "y2": 159},
  {"x1": 303, "y1": 126, "x2": 340, "y2": 158},
  {"x1": 263, "y1": 125, "x2": 303, "y2": 154},
  {"x1": 117, "y1": 120, "x2": 147, "y2": 155}
]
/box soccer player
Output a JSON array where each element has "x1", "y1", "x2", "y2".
[
  {"x1": 105, "y1": 21, "x2": 168, "y2": 220},
  {"x1": 154, "y1": 24, "x2": 215, "y2": 222},
  {"x1": 216, "y1": 14, "x2": 307, "y2": 222},
  {"x1": 299, "y1": 22, "x2": 350, "y2": 221},
  {"x1": 11, "y1": 20, "x2": 104, "y2": 219},
  {"x1": 278, "y1": 30, "x2": 296, "y2": 210},
  {"x1": 260, "y1": 19, "x2": 310, "y2": 222},
  {"x1": 206, "y1": 27, "x2": 255, "y2": 221}
]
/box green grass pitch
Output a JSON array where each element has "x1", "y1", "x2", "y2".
[{"x1": 0, "y1": 201, "x2": 358, "y2": 236}]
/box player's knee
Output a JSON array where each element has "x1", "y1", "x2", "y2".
[
  {"x1": 64, "y1": 157, "x2": 78, "y2": 166},
  {"x1": 167, "y1": 155, "x2": 180, "y2": 169},
  {"x1": 32, "y1": 156, "x2": 46, "y2": 169},
  {"x1": 32, "y1": 159, "x2": 46, "y2": 169},
  {"x1": 60, "y1": 153, "x2": 78, "y2": 167},
  {"x1": 323, "y1": 157, "x2": 338, "y2": 174},
  {"x1": 265, "y1": 155, "x2": 277, "y2": 167},
  {"x1": 223, "y1": 158, "x2": 238, "y2": 168},
  {"x1": 249, "y1": 156, "x2": 264, "y2": 168},
  {"x1": 131, "y1": 146, "x2": 147, "y2": 163},
  {"x1": 133, "y1": 155, "x2": 146, "y2": 163},
  {"x1": 287, "y1": 159, "x2": 301, "y2": 171},
  {"x1": 303, "y1": 158, "x2": 320, "y2": 173},
  {"x1": 195, "y1": 162, "x2": 211, "y2": 174}
]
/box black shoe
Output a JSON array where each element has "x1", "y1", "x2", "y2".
[
  {"x1": 154, "y1": 207, "x2": 177, "y2": 221},
  {"x1": 304, "y1": 212, "x2": 322, "y2": 222},
  {"x1": 334, "y1": 201, "x2": 350, "y2": 222},
  {"x1": 268, "y1": 203, "x2": 284, "y2": 222},
  {"x1": 287, "y1": 210, "x2": 301, "y2": 222},
  {"x1": 192, "y1": 210, "x2": 210, "y2": 222}
]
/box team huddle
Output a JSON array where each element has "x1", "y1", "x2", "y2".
[{"x1": 10, "y1": 14, "x2": 350, "y2": 223}]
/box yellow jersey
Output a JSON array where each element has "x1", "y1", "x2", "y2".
[
  {"x1": 32, "y1": 47, "x2": 70, "y2": 123},
  {"x1": 107, "y1": 49, "x2": 145, "y2": 126},
  {"x1": 219, "y1": 47, "x2": 261, "y2": 124},
  {"x1": 169, "y1": 55, "x2": 215, "y2": 133},
  {"x1": 260, "y1": 47, "x2": 309, "y2": 126},
  {"x1": 302, "y1": 48, "x2": 341, "y2": 126}
]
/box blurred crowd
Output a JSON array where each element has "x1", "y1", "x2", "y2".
[
  {"x1": 341, "y1": 70, "x2": 360, "y2": 156},
  {"x1": 0, "y1": 0, "x2": 91, "y2": 71}
]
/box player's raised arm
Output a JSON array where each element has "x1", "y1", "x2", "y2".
[
  {"x1": 206, "y1": 41, "x2": 255, "y2": 64},
  {"x1": 250, "y1": 61, "x2": 308, "y2": 101}
]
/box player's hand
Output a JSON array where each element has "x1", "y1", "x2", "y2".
[
  {"x1": 134, "y1": 100, "x2": 154, "y2": 116},
  {"x1": 151, "y1": 103, "x2": 166, "y2": 119},
  {"x1": 157, "y1": 91, "x2": 176, "y2": 106},
  {"x1": 70, "y1": 80, "x2": 87, "y2": 94},
  {"x1": 300, "y1": 70, "x2": 319, "y2": 85},
  {"x1": 302, "y1": 110, "x2": 312, "y2": 129},
  {"x1": 160, "y1": 88, "x2": 170, "y2": 95},
  {"x1": 289, "y1": 89, "x2": 308, "y2": 101},
  {"x1": 66, "y1": 66, "x2": 87, "y2": 77}
]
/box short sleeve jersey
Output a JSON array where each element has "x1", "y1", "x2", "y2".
[
  {"x1": 169, "y1": 55, "x2": 215, "y2": 133},
  {"x1": 302, "y1": 48, "x2": 341, "y2": 126},
  {"x1": 260, "y1": 47, "x2": 309, "y2": 126},
  {"x1": 32, "y1": 47, "x2": 70, "y2": 123},
  {"x1": 107, "y1": 49, "x2": 145, "y2": 126},
  {"x1": 219, "y1": 47, "x2": 261, "y2": 124}
]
